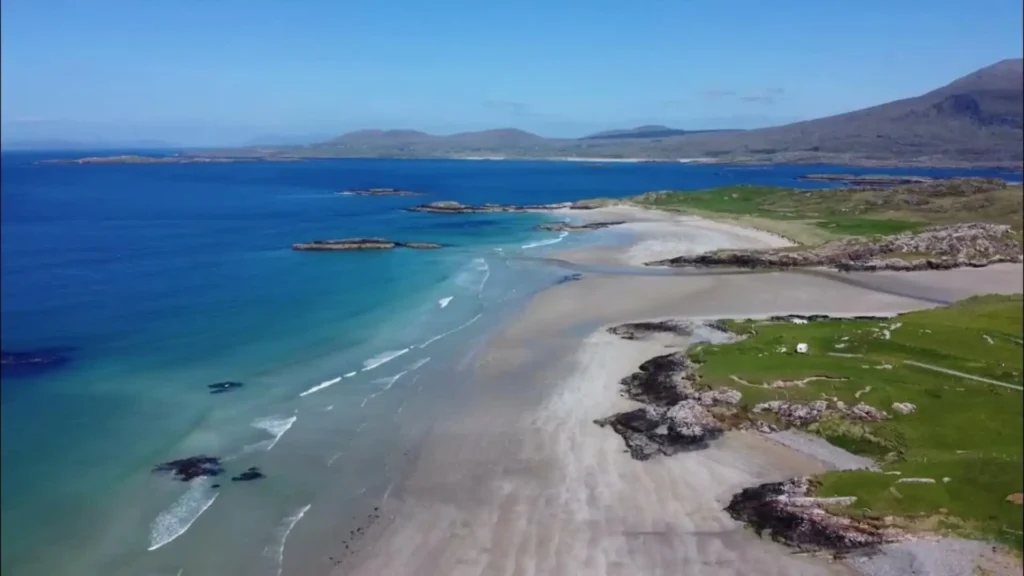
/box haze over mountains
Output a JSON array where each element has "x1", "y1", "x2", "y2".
[{"x1": 227, "y1": 58, "x2": 1022, "y2": 166}]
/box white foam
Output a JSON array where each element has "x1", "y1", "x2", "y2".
[
  {"x1": 418, "y1": 313, "x2": 483, "y2": 348},
  {"x1": 344, "y1": 371, "x2": 357, "y2": 377},
  {"x1": 438, "y1": 296, "x2": 453, "y2": 308},
  {"x1": 405, "y1": 357, "x2": 431, "y2": 371},
  {"x1": 522, "y1": 231, "x2": 568, "y2": 249},
  {"x1": 361, "y1": 371, "x2": 408, "y2": 407},
  {"x1": 250, "y1": 415, "x2": 298, "y2": 451},
  {"x1": 362, "y1": 349, "x2": 410, "y2": 372},
  {"x1": 148, "y1": 478, "x2": 219, "y2": 551},
  {"x1": 264, "y1": 504, "x2": 312, "y2": 576},
  {"x1": 455, "y1": 258, "x2": 490, "y2": 294},
  {"x1": 299, "y1": 376, "x2": 342, "y2": 397}
]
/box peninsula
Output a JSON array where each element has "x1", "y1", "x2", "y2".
[{"x1": 291, "y1": 238, "x2": 443, "y2": 251}]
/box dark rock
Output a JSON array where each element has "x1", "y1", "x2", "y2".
[
  {"x1": 595, "y1": 402, "x2": 724, "y2": 460},
  {"x1": 212, "y1": 484, "x2": 221, "y2": 489},
  {"x1": 153, "y1": 456, "x2": 224, "y2": 481},
  {"x1": 608, "y1": 320, "x2": 694, "y2": 341},
  {"x1": 798, "y1": 174, "x2": 935, "y2": 186},
  {"x1": 292, "y1": 238, "x2": 443, "y2": 251},
  {"x1": 337, "y1": 188, "x2": 424, "y2": 197},
  {"x1": 535, "y1": 221, "x2": 626, "y2": 232},
  {"x1": 556, "y1": 273, "x2": 583, "y2": 285},
  {"x1": 646, "y1": 223, "x2": 1022, "y2": 272},
  {"x1": 231, "y1": 466, "x2": 265, "y2": 482},
  {"x1": 208, "y1": 381, "x2": 244, "y2": 394},
  {"x1": 1, "y1": 348, "x2": 73, "y2": 377},
  {"x1": 618, "y1": 351, "x2": 696, "y2": 406},
  {"x1": 725, "y1": 477, "x2": 901, "y2": 553}
]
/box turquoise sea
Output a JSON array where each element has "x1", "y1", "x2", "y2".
[{"x1": 1, "y1": 154, "x2": 1014, "y2": 576}]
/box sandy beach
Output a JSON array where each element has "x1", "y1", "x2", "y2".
[{"x1": 338, "y1": 207, "x2": 1023, "y2": 576}]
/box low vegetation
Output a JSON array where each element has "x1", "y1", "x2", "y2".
[
  {"x1": 687, "y1": 295, "x2": 1024, "y2": 548},
  {"x1": 631, "y1": 179, "x2": 1024, "y2": 245}
]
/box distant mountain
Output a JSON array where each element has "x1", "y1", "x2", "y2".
[
  {"x1": 581, "y1": 125, "x2": 735, "y2": 140},
  {"x1": 1, "y1": 138, "x2": 180, "y2": 151},
  {"x1": 200, "y1": 59, "x2": 1023, "y2": 166}
]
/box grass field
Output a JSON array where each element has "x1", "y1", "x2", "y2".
[
  {"x1": 630, "y1": 179, "x2": 1024, "y2": 245},
  {"x1": 687, "y1": 295, "x2": 1024, "y2": 547}
]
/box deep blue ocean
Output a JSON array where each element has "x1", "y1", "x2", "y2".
[{"x1": 1, "y1": 152, "x2": 1015, "y2": 576}]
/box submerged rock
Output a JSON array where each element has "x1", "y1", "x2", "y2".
[
  {"x1": 595, "y1": 401, "x2": 724, "y2": 460},
  {"x1": 556, "y1": 273, "x2": 584, "y2": 285},
  {"x1": 231, "y1": 466, "x2": 265, "y2": 482},
  {"x1": 535, "y1": 221, "x2": 626, "y2": 232},
  {"x1": 291, "y1": 238, "x2": 443, "y2": 251},
  {"x1": 153, "y1": 456, "x2": 224, "y2": 481},
  {"x1": 725, "y1": 477, "x2": 902, "y2": 553},
  {"x1": 1, "y1": 348, "x2": 73, "y2": 376},
  {"x1": 208, "y1": 381, "x2": 244, "y2": 394}
]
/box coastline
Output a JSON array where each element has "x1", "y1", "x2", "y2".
[{"x1": 337, "y1": 206, "x2": 1023, "y2": 575}]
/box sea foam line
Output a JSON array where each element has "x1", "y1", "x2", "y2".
[
  {"x1": 361, "y1": 371, "x2": 408, "y2": 407},
  {"x1": 418, "y1": 313, "x2": 483, "y2": 349},
  {"x1": 438, "y1": 296, "x2": 453, "y2": 308},
  {"x1": 264, "y1": 504, "x2": 313, "y2": 576},
  {"x1": 148, "y1": 478, "x2": 219, "y2": 551},
  {"x1": 299, "y1": 376, "x2": 342, "y2": 397},
  {"x1": 250, "y1": 415, "x2": 298, "y2": 451},
  {"x1": 405, "y1": 357, "x2": 431, "y2": 371},
  {"x1": 362, "y1": 348, "x2": 410, "y2": 372},
  {"x1": 522, "y1": 231, "x2": 568, "y2": 249}
]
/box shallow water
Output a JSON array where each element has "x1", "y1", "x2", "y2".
[{"x1": 1, "y1": 154, "x2": 1014, "y2": 575}]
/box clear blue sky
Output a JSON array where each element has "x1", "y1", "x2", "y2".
[{"x1": 2, "y1": 0, "x2": 1021, "y2": 145}]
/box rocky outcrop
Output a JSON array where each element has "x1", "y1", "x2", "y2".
[
  {"x1": 406, "y1": 200, "x2": 600, "y2": 214},
  {"x1": 618, "y1": 351, "x2": 699, "y2": 406},
  {"x1": 646, "y1": 223, "x2": 1023, "y2": 272},
  {"x1": 208, "y1": 381, "x2": 244, "y2": 394},
  {"x1": 337, "y1": 188, "x2": 424, "y2": 196},
  {"x1": 725, "y1": 477, "x2": 903, "y2": 553},
  {"x1": 292, "y1": 238, "x2": 443, "y2": 251},
  {"x1": 752, "y1": 400, "x2": 889, "y2": 426},
  {"x1": 798, "y1": 174, "x2": 935, "y2": 186},
  {"x1": 607, "y1": 320, "x2": 694, "y2": 340},
  {"x1": 535, "y1": 221, "x2": 625, "y2": 232},
  {"x1": 595, "y1": 402, "x2": 724, "y2": 460},
  {"x1": 153, "y1": 456, "x2": 224, "y2": 481}
]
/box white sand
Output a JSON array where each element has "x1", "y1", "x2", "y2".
[{"x1": 339, "y1": 206, "x2": 1023, "y2": 576}]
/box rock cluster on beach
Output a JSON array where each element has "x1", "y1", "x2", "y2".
[
  {"x1": 752, "y1": 400, "x2": 889, "y2": 426},
  {"x1": 725, "y1": 476, "x2": 903, "y2": 553},
  {"x1": 607, "y1": 320, "x2": 694, "y2": 340},
  {"x1": 292, "y1": 238, "x2": 443, "y2": 251},
  {"x1": 645, "y1": 223, "x2": 1023, "y2": 272},
  {"x1": 595, "y1": 402, "x2": 724, "y2": 460},
  {"x1": 534, "y1": 221, "x2": 625, "y2": 232},
  {"x1": 405, "y1": 200, "x2": 599, "y2": 214}
]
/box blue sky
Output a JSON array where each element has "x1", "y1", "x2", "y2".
[{"x1": 2, "y1": 0, "x2": 1021, "y2": 145}]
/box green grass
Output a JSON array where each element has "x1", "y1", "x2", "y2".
[
  {"x1": 689, "y1": 295, "x2": 1024, "y2": 548},
  {"x1": 630, "y1": 181, "x2": 1024, "y2": 245}
]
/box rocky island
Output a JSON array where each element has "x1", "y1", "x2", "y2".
[
  {"x1": 405, "y1": 200, "x2": 602, "y2": 214},
  {"x1": 291, "y1": 238, "x2": 443, "y2": 251},
  {"x1": 337, "y1": 188, "x2": 424, "y2": 197}
]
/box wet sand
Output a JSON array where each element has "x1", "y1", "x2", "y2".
[{"x1": 337, "y1": 210, "x2": 1023, "y2": 576}]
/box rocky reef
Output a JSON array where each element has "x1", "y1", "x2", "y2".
[
  {"x1": 231, "y1": 466, "x2": 265, "y2": 481},
  {"x1": 725, "y1": 477, "x2": 903, "y2": 553},
  {"x1": 607, "y1": 319, "x2": 694, "y2": 341},
  {"x1": 337, "y1": 188, "x2": 424, "y2": 196},
  {"x1": 535, "y1": 221, "x2": 625, "y2": 232},
  {"x1": 208, "y1": 381, "x2": 244, "y2": 394},
  {"x1": 406, "y1": 200, "x2": 599, "y2": 214},
  {"x1": 646, "y1": 223, "x2": 1023, "y2": 272},
  {"x1": 1, "y1": 348, "x2": 73, "y2": 376},
  {"x1": 153, "y1": 456, "x2": 225, "y2": 481},
  {"x1": 292, "y1": 238, "x2": 443, "y2": 251}
]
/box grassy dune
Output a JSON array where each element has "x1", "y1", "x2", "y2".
[{"x1": 687, "y1": 295, "x2": 1024, "y2": 547}]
